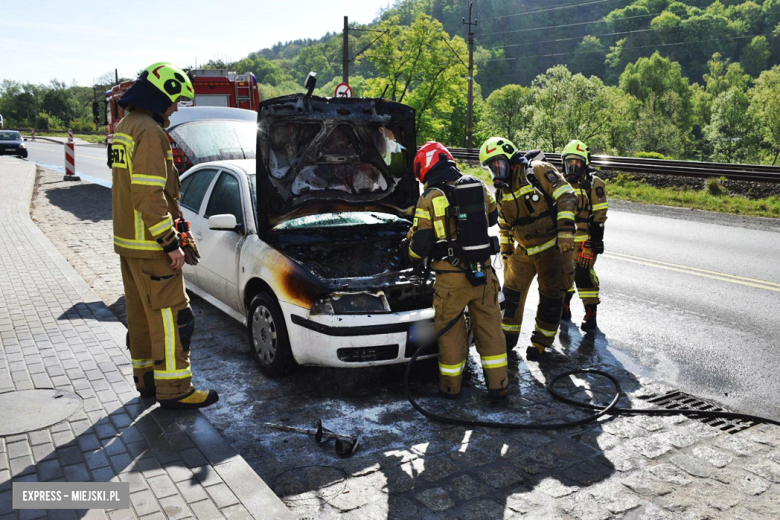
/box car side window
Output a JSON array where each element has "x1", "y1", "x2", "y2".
[
  {"x1": 181, "y1": 168, "x2": 218, "y2": 213},
  {"x1": 205, "y1": 172, "x2": 243, "y2": 227}
]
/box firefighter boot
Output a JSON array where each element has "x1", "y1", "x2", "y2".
[
  {"x1": 561, "y1": 291, "x2": 574, "y2": 321},
  {"x1": 581, "y1": 305, "x2": 598, "y2": 331},
  {"x1": 158, "y1": 388, "x2": 220, "y2": 410},
  {"x1": 138, "y1": 371, "x2": 156, "y2": 399},
  {"x1": 525, "y1": 343, "x2": 546, "y2": 361}
]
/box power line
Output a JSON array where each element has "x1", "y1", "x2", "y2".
[
  {"x1": 487, "y1": 27, "x2": 657, "y2": 50},
  {"x1": 480, "y1": 0, "x2": 627, "y2": 22},
  {"x1": 485, "y1": 32, "x2": 767, "y2": 62},
  {"x1": 441, "y1": 36, "x2": 468, "y2": 68},
  {"x1": 477, "y1": 11, "x2": 661, "y2": 38}
]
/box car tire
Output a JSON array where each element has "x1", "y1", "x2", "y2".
[{"x1": 247, "y1": 292, "x2": 296, "y2": 377}]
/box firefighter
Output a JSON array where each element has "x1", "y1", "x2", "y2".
[
  {"x1": 560, "y1": 139, "x2": 608, "y2": 330},
  {"x1": 406, "y1": 142, "x2": 508, "y2": 400},
  {"x1": 479, "y1": 138, "x2": 578, "y2": 361},
  {"x1": 111, "y1": 62, "x2": 217, "y2": 409}
]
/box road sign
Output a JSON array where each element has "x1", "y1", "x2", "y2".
[{"x1": 335, "y1": 82, "x2": 353, "y2": 98}]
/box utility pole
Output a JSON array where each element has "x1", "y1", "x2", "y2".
[
  {"x1": 343, "y1": 16, "x2": 349, "y2": 84},
  {"x1": 115, "y1": 69, "x2": 119, "y2": 84},
  {"x1": 463, "y1": 2, "x2": 477, "y2": 149}
]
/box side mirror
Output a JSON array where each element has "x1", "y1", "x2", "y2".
[{"x1": 208, "y1": 214, "x2": 238, "y2": 231}]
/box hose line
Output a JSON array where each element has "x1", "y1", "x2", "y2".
[{"x1": 404, "y1": 315, "x2": 780, "y2": 429}]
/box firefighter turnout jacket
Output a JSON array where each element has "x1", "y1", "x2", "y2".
[
  {"x1": 497, "y1": 160, "x2": 577, "y2": 256},
  {"x1": 406, "y1": 166, "x2": 508, "y2": 398},
  {"x1": 568, "y1": 171, "x2": 609, "y2": 306},
  {"x1": 111, "y1": 109, "x2": 180, "y2": 257},
  {"x1": 111, "y1": 108, "x2": 195, "y2": 401},
  {"x1": 498, "y1": 160, "x2": 578, "y2": 356}
]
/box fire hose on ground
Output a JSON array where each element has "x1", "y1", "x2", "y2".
[{"x1": 404, "y1": 310, "x2": 780, "y2": 430}]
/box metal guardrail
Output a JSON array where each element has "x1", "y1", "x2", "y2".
[{"x1": 448, "y1": 148, "x2": 780, "y2": 184}]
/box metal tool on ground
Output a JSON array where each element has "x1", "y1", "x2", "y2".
[{"x1": 265, "y1": 420, "x2": 361, "y2": 458}]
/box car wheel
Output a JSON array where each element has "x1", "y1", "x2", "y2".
[{"x1": 248, "y1": 292, "x2": 295, "y2": 377}]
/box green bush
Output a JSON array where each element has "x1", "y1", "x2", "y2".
[
  {"x1": 69, "y1": 117, "x2": 94, "y2": 131},
  {"x1": 35, "y1": 112, "x2": 64, "y2": 131},
  {"x1": 705, "y1": 176, "x2": 727, "y2": 196},
  {"x1": 634, "y1": 151, "x2": 673, "y2": 160}
]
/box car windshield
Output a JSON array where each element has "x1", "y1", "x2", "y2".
[
  {"x1": 0, "y1": 132, "x2": 21, "y2": 141},
  {"x1": 168, "y1": 120, "x2": 256, "y2": 165},
  {"x1": 274, "y1": 212, "x2": 410, "y2": 230}
]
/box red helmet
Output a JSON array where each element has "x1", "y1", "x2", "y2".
[{"x1": 414, "y1": 141, "x2": 454, "y2": 183}]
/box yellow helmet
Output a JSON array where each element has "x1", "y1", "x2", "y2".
[
  {"x1": 479, "y1": 136, "x2": 517, "y2": 166},
  {"x1": 561, "y1": 139, "x2": 590, "y2": 182},
  {"x1": 140, "y1": 62, "x2": 194, "y2": 104}
]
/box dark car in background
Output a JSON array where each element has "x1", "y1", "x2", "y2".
[{"x1": 0, "y1": 130, "x2": 28, "y2": 159}]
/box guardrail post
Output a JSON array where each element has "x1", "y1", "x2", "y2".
[{"x1": 63, "y1": 128, "x2": 80, "y2": 182}]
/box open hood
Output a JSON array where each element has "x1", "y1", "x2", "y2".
[{"x1": 255, "y1": 94, "x2": 418, "y2": 232}]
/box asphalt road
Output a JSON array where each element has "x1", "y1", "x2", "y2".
[
  {"x1": 23, "y1": 145, "x2": 780, "y2": 420},
  {"x1": 25, "y1": 140, "x2": 111, "y2": 187},
  {"x1": 573, "y1": 202, "x2": 780, "y2": 420}
]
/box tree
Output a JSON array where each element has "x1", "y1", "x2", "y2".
[
  {"x1": 704, "y1": 87, "x2": 761, "y2": 163},
  {"x1": 741, "y1": 36, "x2": 770, "y2": 77},
  {"x1": 703, "y1": 53, "x2": 750, "y2": 96},
  {"x1": 571, "y1": 36, "x2": 606, "y2": 78},
  {"x1": 633, "y1": 92, "x2": 689, "y2": 158},
  {"x1": 479, "y1": 84, "x2": 531, "y2": 146},
  {"x1": 360, "y1": 14, "x2": 468, "y2": 141},
  {"x1": 619, "y1": 52, "x2": 695, "y2": 152},
  {"x1": 525, "y1": 65, "x2": 637, "y2": 154},
  {"x1": 749, "y1": 66, "x2": 780, "y2": 164}
]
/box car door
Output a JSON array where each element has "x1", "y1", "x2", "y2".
[
  {"x1": 196, "y1": 168, "x2": 246, "y2": 312},
  {"x1": 179, "y1": 167, "x2": 220, "y2": 288}
]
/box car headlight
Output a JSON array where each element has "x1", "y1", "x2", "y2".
[
  {"x1": 20, "y1": 144, "x2": 26, "y2": 149},
  {"x1": 310, "y1": 291, "x2": 391, "y2": 315}
]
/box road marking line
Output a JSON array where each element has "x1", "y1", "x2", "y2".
[{"x1": 604, "y1": 252, "x2": 780, "y2": 293}]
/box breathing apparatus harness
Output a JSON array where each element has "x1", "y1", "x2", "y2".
[
  {"x1": 404, "y1": 316, "x2": 780, "y2": 430},
  {"x1": 495, "y1": 153, "x2": 558, "y2": 237},
  {"x1": 425, "y1": 174, "x2": 500, "y2": 287}
]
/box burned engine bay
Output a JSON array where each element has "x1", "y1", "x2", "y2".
[{"x1": 263, "y1": 217, "x2": 434, "y2": 313}]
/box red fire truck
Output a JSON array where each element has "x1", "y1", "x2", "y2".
[{"x1": 103, "y1": 69, "x2": 260, "y2": 139}]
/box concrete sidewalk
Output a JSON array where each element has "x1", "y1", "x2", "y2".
[{"x1": 0, "y1": 158, "x2": 292, "y2": 519}]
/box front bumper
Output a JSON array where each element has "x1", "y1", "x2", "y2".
[
  {"x1": 281, "y1": 300, "x2": 437, "y2": 367},
  {"x1": 0, "y1": 148, "x2": 27, "y2": 158}
]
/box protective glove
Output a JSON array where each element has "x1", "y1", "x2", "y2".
[
  {"x1": 181, "y1": 234, "x2": 200, "y2": 266},
  {"x1": 593, "y1": 241, "x2": 604, "y2": 255},
  {"x1": 557, "y1": 232, "x2": 575, "y2": 254},
  {"x1": 578, "y1": 241, "x2": 594, "y2": 268}
]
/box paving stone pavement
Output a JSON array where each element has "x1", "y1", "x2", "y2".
[
  {"x1": 22, "y1": 163, "x2": 780, "y2": 519},
  {"x1": 0, "y1": 158, "x2": 292, "y2": 520}
]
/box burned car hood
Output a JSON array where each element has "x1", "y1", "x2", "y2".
[{"x1": 255, "y1": 95, "x2": 418, "y2": 231}]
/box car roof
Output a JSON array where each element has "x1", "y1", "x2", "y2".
[
  {"x1": 169, "y1": 106, "x2": 256, "y2": 127},
  {"x1": 189, "y1": 158, "x2": 256, "y2": 176}
]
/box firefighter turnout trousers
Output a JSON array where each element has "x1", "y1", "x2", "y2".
[
  {"x1": 502, "y1": 246, "x2": 575, "y2": 352},
  {"x1": 120, "y1": 256, "x2": 194, "y2": 400},
  {"x1": 434, "y1": 269, "x2": 508, "y2": 396},
  {"x1": 567, "y1": 256, "x2": 601, "y2": 306}
]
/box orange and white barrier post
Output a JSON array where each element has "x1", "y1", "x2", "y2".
[
  {"x1": 63, "y1": 128, "x2": 80, "y2": 181},
  {"x1": 31, "y1": 128, "x2": 35, "y2": 140}
]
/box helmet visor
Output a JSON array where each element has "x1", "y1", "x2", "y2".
[
  {"x1": 484, "y1": 157, "x2": 510, "y2": 181},
  {"x1": 564, "y1": 158, "x2": 584, "y2": 178}
]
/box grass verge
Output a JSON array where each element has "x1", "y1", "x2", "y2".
[
  {"x1": 456, "y1": 162, "x2": 780, "y2": 219},
  {"x1": 36, "y1": 131, "x2": 106, "y2": 144}
]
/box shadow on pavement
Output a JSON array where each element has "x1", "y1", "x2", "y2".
[
  {"x1": 43, "y1": 183, "x2": 111, "y2": 223},
  {"x1": 225, "y1": 320, "x2": 644, "y2": 519}
]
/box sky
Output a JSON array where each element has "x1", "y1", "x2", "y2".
[{"x1": 0, "y1": 0, "x2": 391, "y2": 86}]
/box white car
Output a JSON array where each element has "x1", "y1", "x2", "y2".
[{"x1": 175, "y1": 94, "x2": 439, "y2": 377}]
